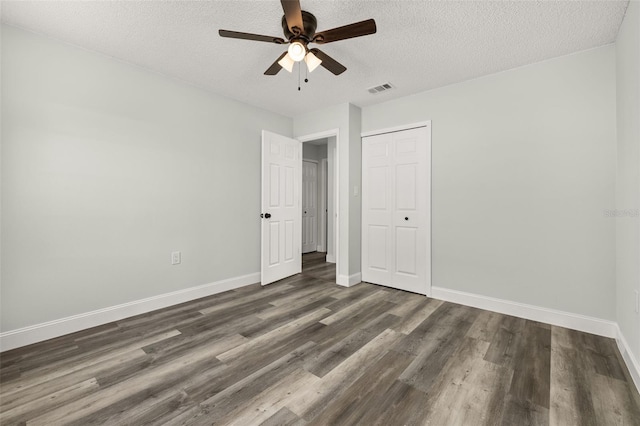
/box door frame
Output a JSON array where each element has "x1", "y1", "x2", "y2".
[
  {"x1": 318, "y1": 158, "x2": 328, "y2": 253},
  {"x1": 302, "y1": 159, "x2": 319, "y2": 254},
  {"x1": 361, "y1": 121, "x2": 432, "y2": 297},
  {"x1": 361, "y1": 121, "x2": 432, "y2": 138},
  {"x1": 298, "y1": 129, "x2": 340, "y2": 285}
]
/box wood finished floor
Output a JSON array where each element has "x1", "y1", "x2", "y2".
[{"x1": 1, "y1": 252, "x2": 639, "y2": 425}]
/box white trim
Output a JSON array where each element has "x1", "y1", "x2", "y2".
[
  {"x1": 616, "y1": 325, "x2": 640, "y2": 394},
  {"x1": 326, "y1": 254, "x2": 336, "y2": 263},
  {"x1": 298, "y1": 129, "x2": 340, "y2": 285},
  {"x1": 4, "y1": 273, "x2": 639, "y2": 396},
  {"x1": 318, "y1": 158, "x2": 328, "y2": 253},
  {"x1": 302, "y1": 160, "x2": 319, "y2": 254},
  {"x1": 0, "y1": 272, "x2": 259, "y2": 352},
  {"x1": 361, "y1": 121, "x2": 431, "y2": 138},
  {"x1": 297, "y1": 129, "x2": 340, "y2": 143},
  {"x1": 431, "y1": 286, "x2": 617, "y2": 338},
  {"x1": 337, "y1": 272, "x2": 362, "y2": 288}
]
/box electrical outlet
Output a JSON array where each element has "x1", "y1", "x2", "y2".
[
  {"x1": 635, "y1": 290, "x2": 639, "y2": 314},
  {"x1": 171, "y1": 251, "x2": 181, "y2": 265}
]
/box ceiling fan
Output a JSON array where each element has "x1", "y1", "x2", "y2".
[{"x1": 218, "y1": 0, "x2": 377, "y2": 76}]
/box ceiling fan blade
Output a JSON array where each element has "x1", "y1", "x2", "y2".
[
  {"x1": 280, "y1": 0, "x2": 304, "y2": 34},
  {"x1": 313, "y1": 19, "x2": 377, "y2": 44},
  {"x1": 219, "y1": 29, "x2": 285, "y2": 44},
  {"x1": 309, "y1": 48, "x2": 347, "y2": 75},
  {"x1": 264, "y1": 52, "x2": 288, "y2": 75}
]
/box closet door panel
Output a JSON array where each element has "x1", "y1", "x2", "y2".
[
  {"x1": 362, "y1": 134, "x2": 393, "y2": 284},
  {"x1": 396, "y1": 226, "x2": 417, "y2": 275},
  {"x1": 362, "y1": 125, "x2": 431, "y2": 295},
  {"x1": 392, "y1": 127, "x2": 429, "y2": 292}
]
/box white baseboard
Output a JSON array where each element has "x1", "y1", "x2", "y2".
[
  {"x1": 337, "y1": 272, "x2": 362, "y2": 287},
  {"x1": 4, "y1": 275, "x2": 638, "y2": 397},
  {"x1": 431, "y1": 286, "x2": 617, "y2": 338},
  {"x1": 326, "y1": 254, "x2": 336, "y2": 263},
  {"x1": 615, "y1": 325, "x2": 640, "y2": 394},
  {"x1": 0, "y1": 272, "x2": 260, "y2": 352}
]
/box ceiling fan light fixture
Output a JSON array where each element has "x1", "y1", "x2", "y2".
[
  {"x1": 287, "y1": 41, "x2": 306, "y2": 62},
  {"x1": 304, "y1": 51, "x2": 322, "y2": 72},
  {"x1": 278, "y1": 53, "x2": 295, "y2": 72}
]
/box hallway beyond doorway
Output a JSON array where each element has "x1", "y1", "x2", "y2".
[{"x1": 302, "y1": 252, "x2": 336, "y2": 282}]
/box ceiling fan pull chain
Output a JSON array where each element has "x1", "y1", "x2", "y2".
[
  {"x1": 298, "y1": 62, "x2": 301, "y2": 91},
  {"x1": 305, "y1": 63, "x2": 309, "y2": 83}
]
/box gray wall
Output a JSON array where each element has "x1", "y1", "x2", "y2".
[
  {"x1": 362, "y1": 46, "x2": 617, "y2": 320},
  {"x1": 348, "y1": 104, "x2": 362, "y2": 275},
  {"x1": 1, "y1": 25, "x2": 293, "y2": 331},
  {"x1": 616, "y1": 1, "x2": 640, "y2": 364}
]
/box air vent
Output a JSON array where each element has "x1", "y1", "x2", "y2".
[{"x1": 367, "y1": 82, "x2": 394, "y2": 94}]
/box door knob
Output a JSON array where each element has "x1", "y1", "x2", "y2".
[
  {"x1": 264, "y1": 213, "x2": 271, "y2": 219},
  {"x1": 405, "y1": 217, "x2": 409, "y2": 221}
]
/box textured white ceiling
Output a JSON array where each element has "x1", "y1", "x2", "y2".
[{"x1": 0, "y1": 0, "x2": 629, "y2": 117}]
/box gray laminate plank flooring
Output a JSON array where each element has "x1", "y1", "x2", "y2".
[
  {"x1": 302, "y1": 251, "x2": 336, "y2": 281},
  {"x1": 1, "y1": 253, "x2": 639, "y2": 425}
]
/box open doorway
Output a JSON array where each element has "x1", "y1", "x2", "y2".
[
  {"x1": 300, "y1": 132, "x2": 338, "y2": 282},
  {"x1": 260, "y1": 129, "x2": 339, "y2": 286}
]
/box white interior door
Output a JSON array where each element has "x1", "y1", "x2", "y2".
[
  {"x1": 261, "y1": 130, "x2": 302, "y2": 285},
  {"x1": 361, "y1": 125, "x2": 431, "y2": 295},
  {"x1": 302, "y1": 161, "x2": 318, "y2": 253}
]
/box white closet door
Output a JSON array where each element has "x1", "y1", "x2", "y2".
[
  {"x1": 302, "y1": 160, "x2": 318, "y2": 253},
  {"x1": 362, "y1": 125, "x2": 430, "y2": 295}
]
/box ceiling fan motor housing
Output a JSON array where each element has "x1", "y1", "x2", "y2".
[{"x1": 282, "y1": 10, "x2": 317, "y2": 41}]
